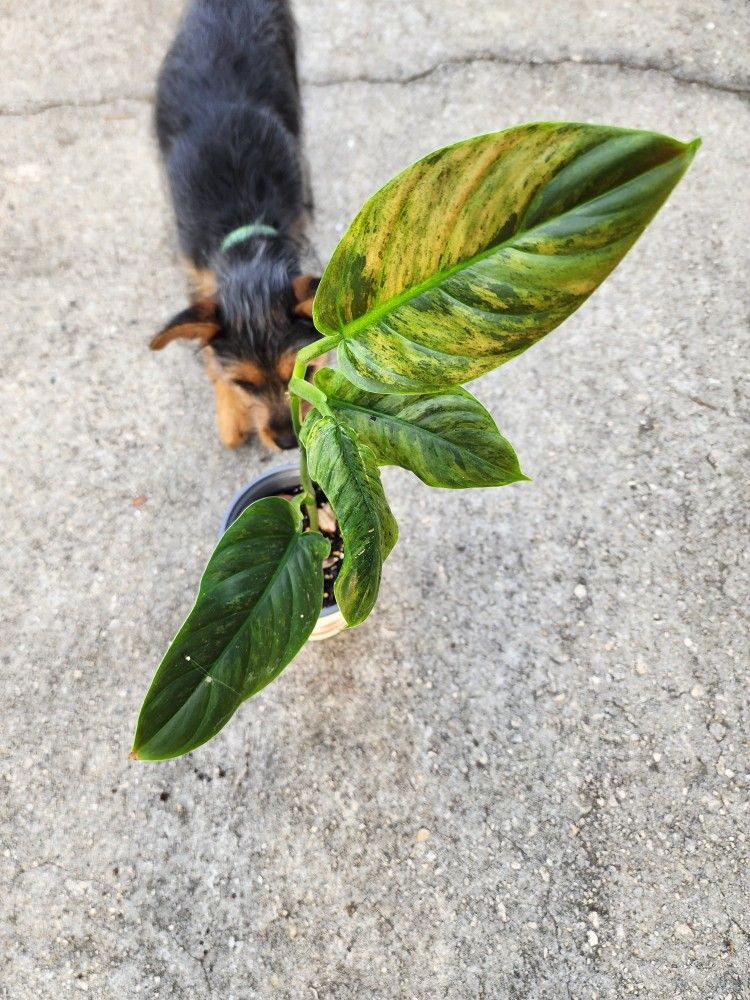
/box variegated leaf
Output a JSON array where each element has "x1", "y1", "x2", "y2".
[
  {"x1": 314, "y1": 367, "x2": 527, "y2": 489},
  {"x1": 313, "y1": 122, "x2": 699, "y2": 393},
  {"x1": 301, "y1": 412, "x2": 398, "y2": 627}
]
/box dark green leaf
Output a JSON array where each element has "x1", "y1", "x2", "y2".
[
  {"x1": 132, "y1": 498, "x2": 329, "y2": 761},
  {"x1": 314, "y1": 367, "x2": 528, "y2": 489},
  {"x1": 313, "y1": 123, "x2": 699, "y2": 393},
  {"x1": 301, "y1": 412, "x2": 398, "y2": 627}
]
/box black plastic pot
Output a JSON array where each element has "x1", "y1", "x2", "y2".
[{"x1": 220, "y1": 464, "x2": 347, "y2": 641}]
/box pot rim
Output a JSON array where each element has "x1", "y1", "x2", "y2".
[{"x1": 220, "y1": 462, "x2": 342, "y2": 620}]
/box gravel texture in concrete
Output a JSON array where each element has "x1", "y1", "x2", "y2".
[{"x1": 1, "y1": 2, "x2": 748, "y2": 998}]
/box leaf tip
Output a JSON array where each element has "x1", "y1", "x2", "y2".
[{"x1": 684, "y1": 136, "x2": 702, "y2": 160}]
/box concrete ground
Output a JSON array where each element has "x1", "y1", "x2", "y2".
[{"x1": 1, "y1": 1, "x2": 748, "y2": 997}]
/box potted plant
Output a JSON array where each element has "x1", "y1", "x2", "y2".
[{"x1": 131, "y1": 121, "x2": 698, "y2": 761}]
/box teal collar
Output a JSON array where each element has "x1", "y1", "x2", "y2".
[{"x1": 221, "y1": 223, "x2": 279, "y2": 252}]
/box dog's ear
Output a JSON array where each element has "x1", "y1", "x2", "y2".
[
  {"x1": 291, "y1": 275, "x2": 321, "y2": 319},
  {"x1": 150, "y1": 298, "x2": 221, "y2": 350}
]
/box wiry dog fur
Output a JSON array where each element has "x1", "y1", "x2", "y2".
[{"x1": 151, "y1": 0, "x2": 321, "y2": 449}]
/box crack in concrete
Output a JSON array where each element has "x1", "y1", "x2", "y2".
[
  {"x1": 164, "y1": 925, "x2": 214, "y2": 997},
  {"x1": 1, "y1": 49, "x2": 746, "y2": 118},
  {"x1": 0, "y1": 92, "x2": 153, "y2": 117},
  {"x1": 305, "y1": 50, "x2": 749, "y2": 98}
]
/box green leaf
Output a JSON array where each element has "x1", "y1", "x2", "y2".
[
  {"x1": 313, "y1": 122, "x2": 700, "y2": 393},
  {"x1": 314, "y1": 367, "x2": 528, "y2": 489},
  {"x1": 300, "y1": 412, "x2": 398, "y2": 627},
  {"x1": 132, "y1": 498, "x2": 329, "y2": 761}
]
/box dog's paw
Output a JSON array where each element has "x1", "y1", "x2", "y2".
[
  {"x1": 218, "y1": 425, "x2": 248, "y2": 449},
  {"x1": 213, "y1": 382, "x2": 251, "y2": 449}
]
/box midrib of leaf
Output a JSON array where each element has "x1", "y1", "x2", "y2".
[
  {"x1": 226, "y1": 531, "x2": 303, "y2": 652},
  {"x1": 201, "y1": 555, "x2": 282, "y2": 593},
  {"x1": 319, "y1": 149, "x2": 692, "y2": 344},
  {"x1": 336, "y1": 427, "x2": 384, "y2": 546},
  {"x1": 328, "y1": 397, "x2": 504, "y2": 476}
]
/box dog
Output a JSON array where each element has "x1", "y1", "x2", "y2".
[{"x1": 150, "y1": 0, "x2": 322, "y2": 450}]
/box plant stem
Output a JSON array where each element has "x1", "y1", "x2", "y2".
[
  {"x1": 288, "y1": 376, "x2": 332, "y2": 415},
  {"x1": 299, "y1": 443, "x2": 319, "y2": 533},
  {"x1": 289, "y1": 394, "x2": 319, "y2": 533},
  {"x1": 289, "y1": 335, "x2": 337, "y2": 535},
  {"x1": 292, "y1": 334, "x2": 340, "y2": 378}
]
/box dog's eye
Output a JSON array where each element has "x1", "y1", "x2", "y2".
[{"x1": 234, "y1": 379, "x2": 258, "y2": 394}]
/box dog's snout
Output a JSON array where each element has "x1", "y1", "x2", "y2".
[
  {"x1": 270, "y1": 423, "x2": 297, "y2": 450},
  {"x1": 273, "y1": 430, "x2": 297, "y2": 450}
]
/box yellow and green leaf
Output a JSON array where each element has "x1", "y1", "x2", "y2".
[
  {"x1": 301, "y1": 413, "x2": 398, "y2": 627},
  {"x1": 314, "y1": 367, "x2": 528, "y2": 489},
  {"x1": 314, "y1": 122, "x2": 699, "y2": 393}
]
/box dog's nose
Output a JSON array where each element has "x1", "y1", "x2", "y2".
[{"x1": 272, "y1": 428, "x2": 298, "y2": 450}]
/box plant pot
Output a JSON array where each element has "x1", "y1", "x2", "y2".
[{"x1": 220, "y1": 464, "x2": 348, "y2": 641}]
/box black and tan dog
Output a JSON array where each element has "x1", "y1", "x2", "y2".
[{"x1": 151, "y1": 0, "x2": 321, "y2": 449}]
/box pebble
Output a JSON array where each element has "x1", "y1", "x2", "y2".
[
  {"x1": 587, "y1": 930, "x2": 599, "y2": 947},
  {"x1": 674, "y1": 922, "x2": 693, "y2": 938},
  {"x1": 635, "y1": 660, "x2": 649, "y2": 676},
  {"x1": 574, "y1": 584, "x2": 588, "y2": 600},
  {"x1": 317, "y1": 503, "x2": 337, "y2": 533},
  {"x1": 415, "y1": 828, "x2": 430, "y2": 843},
  {"x1": 690, "y1": 685, "x2": 705, "y2": 699}
]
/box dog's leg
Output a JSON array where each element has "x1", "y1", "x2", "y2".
[
  {"x1": 203, "y1": 349, "x2": 251, "y2": 449},
  {"x1": 213, "y1": 381, "x2": 252, "y2": 448}
]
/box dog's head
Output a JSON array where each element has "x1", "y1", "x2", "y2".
[{"x1": 151, "y1": 244, "x2": 323, "y2": 450}]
